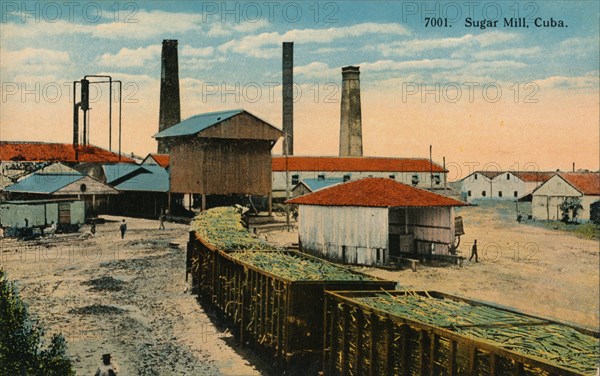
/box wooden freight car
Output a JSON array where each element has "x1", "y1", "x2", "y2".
[
  {"x1": 186, "y1": 207, "x2": 396, "y2": 374},
  {"x1": 323, "y1": 290, "x2": 600, "y2": 376}
]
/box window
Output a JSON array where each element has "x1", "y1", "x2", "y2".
[
  {"x1": 317, "y1": 173, "x2": 325, "y2": 180},
  {"x1": 468, "y1": 190, "x2": 472, "y2": 197},
  {"x1": 343, "y1": 174, "x2": 351, "y2": 182},
  {"x1": 474, "y1": 174, "x2": 478, "y2": 180},
  {"x1": 498, "y1": 191, "x2": 503, "y2": 197},
  {"x1": 514, "y1": 191, "x2": 518, "y2": 197},
  {"x1": 291, "y1": 174, "x2": 300, "y2": 185},
  {"x1": 507, "y1": 173, "x2": 510, "y2": 180},
  {"x1": 482, "y1": 191, "x2": 487, "y2": 197},
  {"x1": 412, "y1": 174, "x2": 419, "y2": 186},
  {"x1": 433, "y1": 174, "x2": 441, "y2": 185},
  {"x1": 389, "y1": 174, "x2": 396, "y2": 179}
]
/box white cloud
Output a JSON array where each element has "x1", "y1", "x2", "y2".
[
  {"x1": 97, "y1": 45, "x2": 161, "y2": 68},
  {"x1": 311, "y1": 47, "x2": 347, "y2": 54},
  {"x1": 295, "y1": 59, "x2": 466, "y2": 80},
  {"x1": 361, "y1": 59, "x2": 465, "y2": 72},
  {"x1": 535, "y1": 73, "x2": 599, "y2": 90},
  {"x1": 376, "y1": 31, "x2": 521, "y2": 56},
  {"x1": 1, "y1": 10, "x2": 203, "y2": 41},
  {"x1": 1, "y1": 48, "x2": 70, "y2": 74},
  {"x1": 467, "y1": 60, "x2": 528, "y2": 71},
  {"x1": 556, "y1": 37, "x2": 599, "y2": 58},
  {"x1": 181, "y1": 45, "x2": 214, "y2": 58},
  {"x1": 295, "y1": 62, "x2": 337, "y2": 79},
  {"x1": 218, "y1": 22, "x2": 410, "y2": 58},
  {"x1": 207, "y1": 19, "x2": 269, "y2": 37},
  {"x1": 472, "y1": 47, "x2": 542, "y2": 60}
]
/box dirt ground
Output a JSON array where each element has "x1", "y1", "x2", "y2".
[
  {"x1": 0, "y1": 216, "x2": 264, "y2": 376},
  {"x1": 1, "y1": 203, "x2": 598, "y2": 375}
]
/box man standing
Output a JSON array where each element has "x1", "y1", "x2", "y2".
[
  {"x1": 119, "y1": 219, "x2": 127, "y2": 239},
  {"x1": 159, "y1": 212, "x2": 166, "y2": 230},
  {"x1": 94, "y1": 353, "x2": 117, "y2": 376},
  {"x1": 469, "y1": 239, "x2": 479, "y2": 262}
]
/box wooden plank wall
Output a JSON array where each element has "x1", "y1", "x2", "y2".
[
  {"x1": 298, "y1": 205, "x2": 388, "y2": 265},
  {"x1": 170, "y1": 138, "x2": 273, "y2": 195}
]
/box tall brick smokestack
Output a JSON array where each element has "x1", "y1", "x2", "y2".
[
  {"x1": 158, "y1": 39, "x2": 181, "y2": 154},
  {"x1": 282, "y1": 42, "x2": 294, "y2": 155},
  {"x1": 339, "y1": 66, "x2": 363, "y2": 156}
]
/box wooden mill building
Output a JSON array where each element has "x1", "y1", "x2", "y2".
[
  {"x1": 287, "y1": 178, "x2": 466, "y2": 266},
  {"x1": 154, "y1": 109, "x2": 283, "y2": 210}
]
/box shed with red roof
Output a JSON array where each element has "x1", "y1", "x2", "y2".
[
  {"x1": 532, "y1": 172, "x2": 600, "y2": 221},
  {"x1": 286, "y1": 178, "x2": 466, "y2": 266}
]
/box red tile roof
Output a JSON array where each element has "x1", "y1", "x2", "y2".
[
  {"x1": 286, "y1": 177, "x2": 466, "y2": 207},
  {"x1": 478, "y1": 171, "x2": 504, "y2": 179},
  {"x1": 558, "y1": 172, "x2": 600, "y2": 195},
  {"x1": 512, "y1": 171, "x2": 555, "y2": 183},
  {"x1": 464, "y1": 170, "x2": 554, "y2": 182},
  {"x1": 149, "y1": 154, "x2": 170, "y2": 168},
  {"x1": 0, "y1": 142, "x2": 135, "y2": 163},
  {"x1": 272, "y1": 156, "x2": 446, "y2": 173}
]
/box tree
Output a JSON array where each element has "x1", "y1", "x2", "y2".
[
  {"x1": 560, "y1": 197, "x2": 584, "y2": 223},
  {"x1": 0, "y1": 269, "x2": 75, "y2": 376}
]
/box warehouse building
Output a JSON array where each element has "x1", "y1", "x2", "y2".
[
  {"x1": 532, "y1": 172, "x2": 600, "y2": 221},
  {"x1": 2, "y1": 163, "x2": 118, "y2": 215},
  {"x1": 273, "y1": 156, "x2": 447, "y2": 199},
  {"x1": 291, "y1": 176, "x2": 344, "y2": 198},
  {"x1": 459, "y1": 170, "x2": 553, "y2": 202},
  {"x1": 287, "y1": 178, "x2": 466, "y2": 266},
  {"x1": 154, "y1": 109, "x2": 283, "y2": 211}
]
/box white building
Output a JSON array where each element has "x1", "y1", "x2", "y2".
[
  {"x1": 532, "y1": 172, "x2": 600, "y2": 221},
  {"x1": 460, "y1": 171, "x2": 553, "y2": 202},
  {"x1": 272, "y1": 156, "x2": 447, "y2": 199},
  {"x1": 286, "y1": 177, "x2": 466, "y2": 266}
]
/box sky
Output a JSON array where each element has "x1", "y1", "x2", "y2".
[{"x1": 0, "y1": 1, "x2": 598, "y2": 180}]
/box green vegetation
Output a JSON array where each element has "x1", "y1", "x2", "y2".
[
  {"x1": 190, "y1": 206, "x2": 280, "y2": 251},
  {"x1": 229, "y1": 251, "x2": 375, "y2": 281},
  {"x1": 0, "y1": 269, "x2": 75, "y2": 376},
  {"x1": 355, "y1": 291, "x2": 545, "y2": 327},
  {"x1": 532, "y1": 220, "x2": 600, "y2": 240},
  {"x1": 354, "y1": 291, "x2": 599, "y2": 374}
]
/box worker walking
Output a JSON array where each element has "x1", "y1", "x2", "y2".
[
  {"x1": 159, "y1": 212, "x2": 166, "y2": 230},
  {"x1": 119, "y1": 219, "x2": 127, "y2": 239},
  {"x1": 469, "y1": 239, "x2": 479, "y2": 262},
  {"x1": 95, "y1": 353, "x2": 117, "y2": 376}
]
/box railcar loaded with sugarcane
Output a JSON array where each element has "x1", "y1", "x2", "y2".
[
  {"x1": 186, "y1": 207, "x2": 396, "y2": 374},
  {"x1": 186, "y1": 207, "x2": 599, "y2": 376}
]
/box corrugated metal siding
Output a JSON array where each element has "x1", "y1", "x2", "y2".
[{"x1": 298, "y1": 205, "x2": 388, "y2": 265}]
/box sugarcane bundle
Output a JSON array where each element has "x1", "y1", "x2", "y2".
[
  {"x1": 229, "y1": 251, "x2": 375, "y2": 281},
  {"x1": 354, "y1": 292, "x2": 545, "y2": 328},
  {"x1": 190, "y1": 207, "x2": 280, "y2": 251},
  {"x1": 353, "y1": 292, "x2": 599, "y2": 374},
  {"x1": 454, "y1": 324, "x2": 599, "y2": 375}
]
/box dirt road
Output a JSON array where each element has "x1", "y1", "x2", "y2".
[{"x1": 0, "y1": 216, "x2": 263, "y2": 375}]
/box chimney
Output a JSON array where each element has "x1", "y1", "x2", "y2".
[
  {"x1": 339, "y1": 66, "x2": 363, "y2": 156},
  {"x1": 158, "y1": 39, "x2": 181, "y2": 154},
  {"x1": 282, "y1": 42, "x2": 294, "y2": 155}
]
